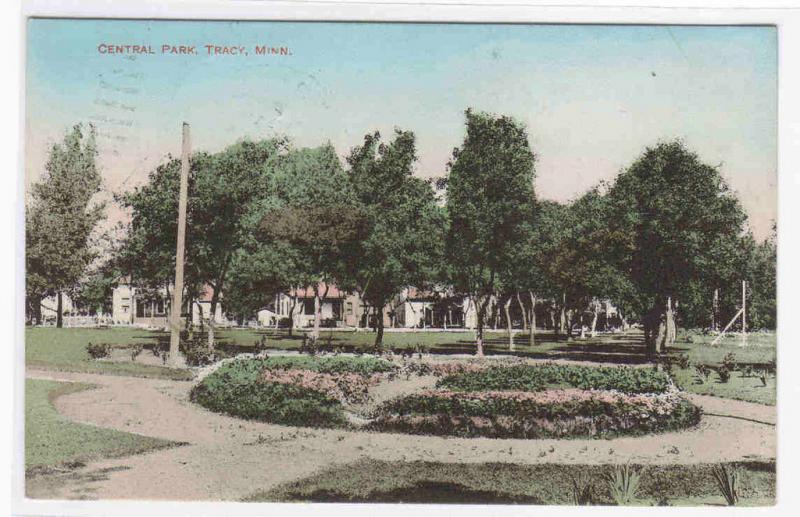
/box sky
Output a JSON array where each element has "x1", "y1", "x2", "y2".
[{"x1": 25, "y1": 19, "x2": 777, "y2": 239}]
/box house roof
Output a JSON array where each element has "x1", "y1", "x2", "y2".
[{"x1": 290, "y1": 282, "x2": 345, "y2": 299}]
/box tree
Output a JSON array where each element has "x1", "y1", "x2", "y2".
[
  {"x1": 745, "y1": 224, "x2": 776, "y2": 330},
  {"x1": 26, "y1": 124, "x2": 104, "y2": 327},
  {"x1": 118, "y1": 139, "x2": 286, "y2": 346},
  {"x1": 223, "y1": 242, "x2": 299, "y2": 325},
  {"x1": 542, "y1": 188, "x2": 636, "y2": 340},
  {"x1": 259, "y1": 144, "x2": 367, "y2": 343},
  {"x1": 606, "y1": 140, "x2": 748, "y2": 354},
  {"x1": 346, "y1": 130, "x2": 446, "y2": 349},
  {"x1": 445, "y1": 109, "x2": 536, "y2": 356}
]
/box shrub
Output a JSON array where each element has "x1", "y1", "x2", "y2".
[
  {"x1": 86, "y1": 342, "x2": 111, "y2": 360},
  {"x1": 722, "y1": 352, "x2": 737, "y2": 371},
  {"x1": 260, "y1": 356, "x2": 397, "y2": 377},
  {"x1": 400, "y1": 360, "x2": 433, "y2": 380},
  {"x1": 261, "y1": 368, "x2": 373, "y2": 404},
  {"x1": 606, "y1": 464, "x2": 641, "y2": 506},
  {"x1": 129, "y1": 344, "x2": 144, "y2": 362},
  {"x1": 368, "y1": 388, "x2": 701, "y2": 439},
  {"x1": 717, "y1": 366, "x2": 731, "y2": 383},
  {"x1": 694, "y1": 364, "x2": 711, "y2": 383},
  {"x1": 438, "y1": 363, "x2": 671, "y2": 394},
  {"x1": 675, "y1": 354, "x2": 691, "y2": 369},
  {"x1": 570, "y1": 476, "x2": 596, "y2": 505},
  {"x1": 253, "y1": 335, "x2": 269, "y2": 354},
  {"x1": 711, "y1": 464, "x2": 738, "y2": 506},
  {"x1": 190, "y1": 360, "x2": 347, "y2": 427}
]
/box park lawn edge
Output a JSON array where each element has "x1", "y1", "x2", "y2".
[
  {"x1": 25, "y1": 379, "x2": 184, "y2": 477},
  {"x1": 26, "y1": 359, "x2": 195, "y2": 381},
  {"x1": 244, "y1": 458, "x2": 776, "y2": 506}
]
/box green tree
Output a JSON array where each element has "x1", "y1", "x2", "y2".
[
  {"x1": 745, "y1": 224, "x2": 776, "y2": 330},
  {"x1": 346, "y1": 130, "x2": 446, "y2": 348},
  {"x1": 445, "y1": 109, "x2": 536, "y2": 356},
  {"x1": 606, "y1": 140, "x2": 748, "y2": 354},
  {"x1": 543, "y1": 188, "x2": 636, "y2": 340},
  {"x1": 26, "y1": 124, "x2": 104, "y2": 327},
  {"x1": 258, "y1": 144, "x2": 367, "y2": 343},
  {"x1": 118, "y1": 139, "x2": 286, "y2": 346}
]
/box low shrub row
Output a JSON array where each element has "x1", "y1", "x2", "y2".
[
  {"x1": 368, "y1": 388, "x2": 701, "y2": 439},
  {"x1": 259, "y1": 355, "x2": 397, "y2": 377},
  {"x1": 190, "y1": 355, "x2": 397, "y2": 427},
  {"x1": 437, "y1": 363, "x2": 671, "y2": 394},
  {"x1": 260, "y1": 368, "x2": 376, "y2": 404}
]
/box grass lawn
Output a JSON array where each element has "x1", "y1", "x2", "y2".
[
  {"x1": 25, "y1": 379, "x2": 177, "y2": 473},
  {"x1": 246, "y1": 458, "x2": 775, "y2": 506},
  {"x1": 671, "y1": 366, "x2": 776, "y2": 405},
  {"x1": 26, "y1": 327, "x2": 776, "y2": 407},
  {"x1": 26, "y1": 327, "x2": 194, "y2": 380}
]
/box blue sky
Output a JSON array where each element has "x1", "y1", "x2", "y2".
[{"x1": 26, "y1": 19, "x2": 777, "y2": 238}]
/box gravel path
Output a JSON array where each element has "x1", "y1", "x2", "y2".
[{"x1": 26, "y1": 369, "x2": 776, "y2": 501}]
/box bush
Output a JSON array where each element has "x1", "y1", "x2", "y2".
[
  {"x1": 717, "y1": 366, "x2": 731, "y2": 383},
  {"x1": 711, "y1": 464, "x2": 739, "y2": 506},
  {"x1": 437, "y1": 363, "x2": 671, "y2": 394},
  {"x1": 129, "y1": 344, "x2": 144, "y2": 361},
  {"x1": 260, "y1": 356, "x2": 397, "y2": 377},
  {"x1": 368, "y1": 388, "x2": 701, "y2": 439},
  {"x1": 190, "y1": 359, "x2": 347, "y2": 427},
  {"x1": 694, "y1": 364, "x2": 711, "y2": 383},
  {"x1": 606, "y1": 464, "x2": 641, "y2": 506},
  {"x1": 722, "y1": 352, "x2": 737, "y2": 371},
  {"x1": 86, "y1": 342, "x2": 111, "y2": 360}
]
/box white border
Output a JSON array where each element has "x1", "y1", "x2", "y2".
[{"x1": 6, "y1": 1, "x2": 800, "y2": 517}]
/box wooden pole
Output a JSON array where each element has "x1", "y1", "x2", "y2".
[
  {"x1": 741, "y1": 280, "x2": 747, "y2": 347},
  {"x1": 169, "y1": 122, "x2": 191, "y2": 367}
]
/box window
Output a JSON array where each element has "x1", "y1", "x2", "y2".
[
  {"x1": 304, "y1": 299, "x2": 315, "y2": 315},
  {"x1": 155, "y1": 299, "x2": 165, "y2": 316},
  {"x1": 346, "y1": 302, "x2": 353, "y2": 316}
]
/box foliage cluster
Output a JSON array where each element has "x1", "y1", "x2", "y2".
[
  {"x1": 190, "y1": 356, "x2": 396, "y2": 426},
  {"x1": 369, "y1": 388, "x2": 700, "y2": 439},
  {"x1": 437, "y1": 363, "x2": 671, "y2": 394}
]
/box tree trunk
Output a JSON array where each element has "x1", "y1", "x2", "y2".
[
  {"x1": 374, "y1": 306, "x2": 385, "y2": 349},
  {"x1": 504, "y1": 296, "x2": 514, "y2": 351},
  {"x1": 644, "y1": 298, "x2": 676, "y2": 355},
  {"x1": 516, "y1": 292, "x2": 527, "y2": 331},
  {"x1": 56, "y1": 291, "x2": 63, "y2": 328},
  {"x1": 208, "y1": 290, "x2": 221, "y2": 350},
  {"x1": 529, "y1": 292, "x2": 537, "y2": 347},
  {"x1": 475, "y1": 296, "x2": 487, "y2": 357},
  {"x1": 590, "y1": 305, "x2": 599, "y2": 338},
  {"x1": 311, "y1": 289, "x2": 321, "y2": 343},
  {"x1": 287, "y1": 295, "x2": 297, "y2": 337}
]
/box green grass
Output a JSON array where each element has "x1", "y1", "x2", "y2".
[
  {"x1": 26, "y1": 327, "x2": 194, "y2": 380},
  {"x1": 246, "y1": 458, "x2": 775, "y2": 506},
  {"x1": 671, "y1": 366, "x2": 776, "y2": 405},
  {"x1": 26, "y1": 327, "x2": 776, "y2": 408},
  {"x1": 25, "y1": 379, "x2": 177, "y2": 473},
  {"x1": 672, "y1": 331, "x2": 776, "y2": 366}
]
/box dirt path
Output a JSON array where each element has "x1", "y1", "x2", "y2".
[{"x1": 26, "y1": 369, "x2": 775, "y2": 502}]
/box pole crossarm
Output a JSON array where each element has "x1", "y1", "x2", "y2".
[{"x1": 710, "y1": 307, "x2": 744, "y2": 347}]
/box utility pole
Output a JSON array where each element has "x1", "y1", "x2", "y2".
[
  {"x1": 741, "y1": 280, "x2": 747, "y2": 347},
  {"x1": 169, "y1": 122, "x2": 191, "y2": 367},
  {"x1": 712, "y1": 288, "x2": 719, "y2": 331}
]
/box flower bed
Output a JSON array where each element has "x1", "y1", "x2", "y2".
[
  {"x1": 368, "y1": 387, "x2": 701, "y2": 439},
  {"x1": 437, "y1": 363, "x2": 671, "y2": 394},
  {"x1": 190, "y1": 355, "x2": 396, "y2": 427},
  {"x1": 260, "y1": 369, "x2": 379, "y2": 404}
]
